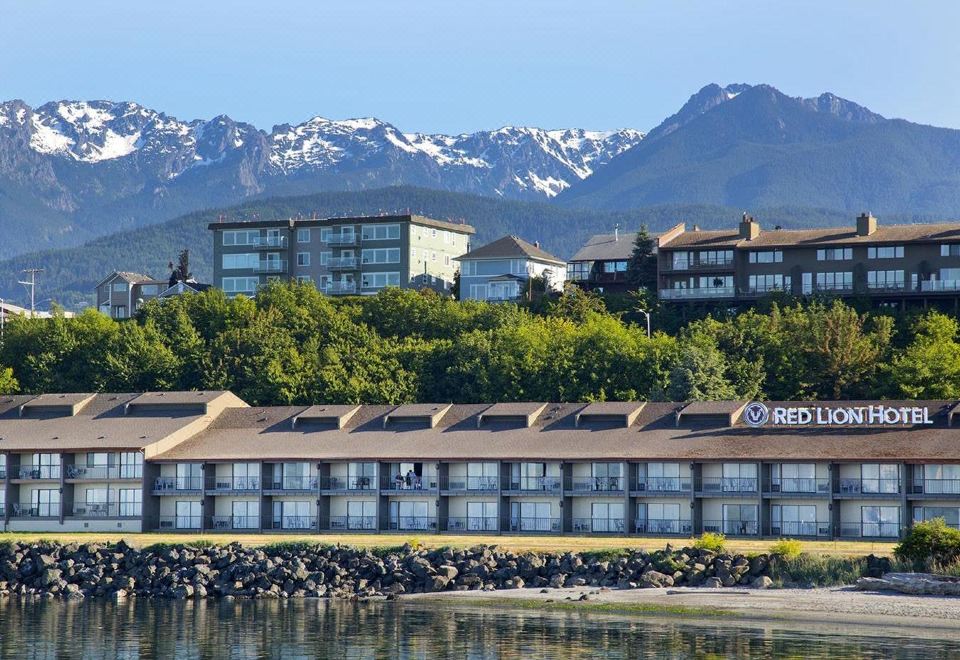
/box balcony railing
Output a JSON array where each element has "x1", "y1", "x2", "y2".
[
  {"x1": 71, "y1": 503, "x2": 142, "y2": 518},
  {"x1": 154, "y1": 476, "x2": 203, "y2": 492},
  {"x1": 508, "y1": 517, "x2": 561, "y2": 533},
  {"x1": 765, "y1": 478, "x2": 831, "y2": 494},
  {"x1": 16, "y1": 466, "x2": 61, "y2": 480},
  {"x1": 837, "y1": 478, "x2": 900, "y2": 495},
  {"x1": 268, "y1": 516, "x2": 318, "y2": 531},
  {"x1": 323, "y1": 235, "x2": 358, "y2": 247},
  {"x1": 268, "y1": 476, "x2": 318, "y2": 491},
  {"x1": 702, "y1": 519, "x2": 759, "y2": 536},
  {"x1": 668, "y1": 258, "x2": 735, "y2": 271},
  {"x1": 770, "y1": 521, "x2": 832, "y2": 537},
  {"x1": 327, "y1": 257, "x2": 359, "y2": 270},
  {"x1": 910, "y1": 479, "x2": 960, "y2": 495},
  {"x1": 210, "y1": 515, "x2": 261, "y2": 531},
  {"x1": 381, "y1": 475, "x2": 437, "y2": 491},
  {"x1": 921, "y1": 280, "x2": 960, "y2": 292},
  {"x1": 867, "y1": 282, "x2": 907, "y2": 291},
  {"x1": 444, "y1": 517, "x2": 499, "y2": 532},
  {"x1": 838, "y1": 522, "x2": 901, "y2": 538},
  {"x1": 66, "y1": 465, "x2": 142, "y2": 480},
  {"x1": 635, "y1": 477, "x2": 691, "y2": 492},
  {"x1": 572, "y1": 518, "x2": 625, "y2": 533},
  {"x1": 320, "y1": 476, "x2": 375, "y2": 491},
  {"x1": 812, "y1": 283, "x2": 854, "y2": 293},
  {"x1": 566, "y1": 476, "x2": 625, "y2": 493},
  {"x1": 253, "y1": 260, "x2": 288, "y2": 274},
  {"x1": 326, "y1": 516, "x2": 377, "y2": 531},
  {"x1": 326, "y1": 282, "x2": 357, "y2": 295},
  {"x1": 208, "y1": 476, "x2": 261, "y2": 492},
  {"x1": 635, "y1": 519, "x2": 693, "y2": 535},
  {"x1": 0, "y1": 468, "x2": 6, "y2": 480},
  {"x1": 251, "y1": 235, "x2": 288, "y2": 249},
  {"x1": 502, "y1": 476, "x2": 562, "y2": 492},
  {"x1": 387, "y1": 516, "x2": 438, "y2": 531},
  {"x1": 158, "y1": 516, "x2": 202, "y2": 530},
  {"x1": 440, "y1": 476, "x2": 500, "y2": 491},
  {"x1": 659, "y1": 287, "x2": 735, "y2": 300},
  {"x1": 12, "y1": 503, "x2": 61, "y2": 518},
  {"x1": 697, "y1": 477, "x2": 758, "y2": 493},
  {"x1": 743, "y1": 285, "x2": 788, "y2": 295}
]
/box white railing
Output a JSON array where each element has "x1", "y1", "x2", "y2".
[
  {"x1": 921, "y1": 280, "x2": 960, "y2": 292},
  {"x1": 659, "y1": 287, "x2": 735, "y2": 300}
]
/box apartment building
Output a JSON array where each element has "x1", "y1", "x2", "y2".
[
  {"x1": 566, "y1": 229, "x2": 642, "y2": 294},
  {"x1": 209, "y1": 214, "x2": 475, "y2": 297},
  {"x1": 3, "y1": 393, "x2": 960, "y2": 540},
  {"x1": 456, "y1": 235, "x2": 566, "y2": 302},
  {"x1": 569, "y1": 214, "x2": 960, "y2": 307}
]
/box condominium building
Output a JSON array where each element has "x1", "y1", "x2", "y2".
[
  {"x1": 569, "y1": 214, "x2": 960, "y2": 306},
  {"x1": 3, "y1": 394, "x2": 959, "y2": 540},
  {"x1": 95, "y1": 272, "x2": 212, "y2": 319},
  {"x1": 456, "y1": 235, "x2": 566, "y2": 302},
  {"x1": 566, "y1": 229, "x2": 642, "y2": 294},
  {"x1": 209, "y1": 214, "x2": 475, "y2": 297}
]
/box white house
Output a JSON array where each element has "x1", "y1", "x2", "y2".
[{"x1": 455, "y1": 235, "x2": 566, "y2": 302}]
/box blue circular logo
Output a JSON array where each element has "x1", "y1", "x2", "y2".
[{"x1": 743, "y1": 401, "x2": 769, "y2": 428}]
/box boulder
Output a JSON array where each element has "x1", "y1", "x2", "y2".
[{"x1": 751, "y1": 576, "x2": 773, "y2": 589}]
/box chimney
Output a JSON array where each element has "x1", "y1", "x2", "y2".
[
  {"x1": 856, "y1": 212, "x2": 877, "y2": 236},
  {"x1": 692, "y1": 224, "x2": 701, "y2": 231},
  {"x1": 739, "y1": 212, "x2": 760, "y2": 240},
  {"x1": 614, "y1": 223, "x2": 620, "y2": 241},
  {"x1": 534, "y1": 241, "x2": 540, "y2": 248}
]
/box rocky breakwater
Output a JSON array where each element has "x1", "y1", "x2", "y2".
[{"x1": 0, "y1": 541, "x2": 779, "y2": 601}]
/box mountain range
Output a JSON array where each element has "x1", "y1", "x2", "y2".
[{"x1": 0, "y1": 99, "x2": 642, "y2": 258}]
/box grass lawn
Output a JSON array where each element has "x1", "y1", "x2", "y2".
[{"x1": 0, "y1": 532, "x2": 896, "y2": 557}]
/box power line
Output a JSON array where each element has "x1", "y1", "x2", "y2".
[{"x1": 17, "y1": 268, "x2": 44, "y2": 318}]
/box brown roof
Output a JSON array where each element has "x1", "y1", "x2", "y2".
[
  {"x1": 455, "y1": 235, "x2": 564, "y2": 265},
  {"x1": 124, "y1": 391, "x2": 245, "y2": 415},
  {"x1": 292, "y1": 405, "x2": 360, "y2": 429},
  {"x1": 19, "y1": 393, "x2": 96, "y2": 417},
  {"x1": 150, "y1": 400, "x2": 960, "y2": 463},
  {"x1": 660, "y1": 222, "x2": 960, "y2": 250},
  {"x1": 575, "y1": 402, "x2": 646, "y2": 427}
]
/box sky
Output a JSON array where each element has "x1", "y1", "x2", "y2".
[{"x1": 1, "y1": 0, "x2": 959, "y2": 134}]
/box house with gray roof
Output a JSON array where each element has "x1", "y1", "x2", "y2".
[{"x1": 455, "y1": 235, "x2": 566, "y2": 302}]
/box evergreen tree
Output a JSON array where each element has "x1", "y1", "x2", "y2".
[{"x1": 625, "y1": 226, "x2": 658, "y2": 291}]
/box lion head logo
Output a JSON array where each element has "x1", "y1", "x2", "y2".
[{"x1": 743, "y1": 401, "x2": 769, "y2": 428}]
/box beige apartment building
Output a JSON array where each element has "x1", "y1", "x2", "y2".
[
  {"x1": 3, "y1": 394, "x2": 960, "y2": 540},
  {"x1": 209, "y1": 214, "x2": 475, "y2": 297}
]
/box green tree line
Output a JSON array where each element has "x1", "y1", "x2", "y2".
[{"x1": 1, "y1": 282, "x2": 959, "y2": 405}]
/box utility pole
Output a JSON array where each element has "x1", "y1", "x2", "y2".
[{"x1": 18, "y1": 269, "x2": 43, "y2": 318}]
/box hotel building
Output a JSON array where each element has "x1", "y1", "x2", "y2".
[
  {"x1": 2, "y1": 393, "x2": 959, "y2": 540},
  {"x1": 209, "y1": 214, "x2": 475, "y2": 297}
]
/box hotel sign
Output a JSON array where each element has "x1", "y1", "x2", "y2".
[{"x1": 742, "y1": 401, "x2": 932, "y2": 428}]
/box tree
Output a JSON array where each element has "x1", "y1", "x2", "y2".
[
  {"x1": 625, "y1": 226, "x2": 657, "y2": 291},
  {"x1": 666, "y1": 335, "x2": 738, "y2": 401},
  {"x1": 888, "y1": 312, "x2": 960, "y2": 398},
  {"x1": 0, "y1": 365, "x2": 18, "y2": 394},
  {"x1": 168, "y1": 249, "x2": 193, "y2": 287}
]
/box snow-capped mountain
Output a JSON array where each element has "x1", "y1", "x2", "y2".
[{"x1": 0, "y1": 99, "x2": 641, "y2": 258}]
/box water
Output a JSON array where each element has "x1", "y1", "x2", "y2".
[{"x1": 0, "y1": 598, "x2": 958, "y2": 659}]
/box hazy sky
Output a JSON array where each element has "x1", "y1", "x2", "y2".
[{"x1": 2, "y1": 1, "x2": 958, "y2": 134}]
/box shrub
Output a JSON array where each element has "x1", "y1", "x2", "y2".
[
  {"x1": 769, "y1": 538, "x2": 803, "y2": 559},
  {"x1": 582, "y1": 548, "x2": 630, "y2": 563},
  {"x1": 768, "y1": 554, "x2": 867, "y2": 587},
  {"x1": 894, "y1": 518, "x2": 960, "y2": 569},
  {"x1": 693, "y1": 532, "x2": 726, "y2": 553}
]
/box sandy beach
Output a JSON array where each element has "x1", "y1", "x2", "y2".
[{"x1": 408, "y1": 586, "x2": 960, "y2": 630}]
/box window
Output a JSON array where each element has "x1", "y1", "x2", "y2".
[
  {"x1": 176, "y1": 463, "x2": 202, "y2": 490},
  {"x1": 638, "y1": 502, "x2": 685, "y2": 534},
  {"x1": 221, "y1": 277, "x2": 260, "y2": 294},
  {"x1": 867, "y1": 270, "x2": 905, "y2": 290},
  {"x1": 696, "y1": 250, "x2": 733, "y2": 266},
  {"x1": 361, "y1": 224, "x2": 400, "y2": 241},
  {"x1": 748, "y1": 274, "x2": 788, "y2": 293},
  {"x1": 32, "y1": 453, "x2": 60, "y2": 480},
  {"x1": 942, "y1": 244, "x2": 960, "y2": 257},
  {"x1": 721, "y1": 463, "x2": 757, "y2": 491},
  {"x1": 771, "y1": 463, "x2": 817, "y2": 493},
  {"x1": 748, "y1": 250, "x2": 783, "y2": 264},
  {"x1": 274, "y1": 500, "x2": 313, "y2": 530},
  {"x1": 915, "y1": 465, "x2": 960, "y2": 494},
  {"x1": 140, "y1": 285, "x2": 159, "y2": 296},
  {"x1": 466, "y1": 463, "x2": 498, "y2": 490},
  {"x1": 868, "y1": 245, "x2": 903, "y2": 259},
  {"x1": 466, "y1": 502, "x2": 498, "y2": 531},
  {"x1": 432, "y1": 251, "x2": 437, "y2": 262},
  {"x1": 112, "y1": 282, "x2": 128, "y2": 293},
  {"x1": 361, "y1": 272, "x2": 400, "y2": 289},
  {"x1": 119, "y1": 452, "x2": 142, "y2": 479},
  {"x1": 645, "y1": 462, "x2": 682, "y2": 491},
  {"x1": 390, "y1": 501, "x2": 431, "y2": 530},
  {"x1": 590, "y1": 502, "x2": 624, "y2": 532},
  {"x1": 296, "y1": 252, "x2": 310, "y2": 267},
  {"x1": 603, "y1": 261, "x2": 628, "y2": 273},
  {"x1": 319, "y1": 251, "x2": 331, "y2": 266},
  {"x1": 771, "y1": 504, "x2": 818, "y2": 536},
  {"x1": 461, "y1": 261, "x2": 477, "y2": 276},
  {"x1": 85, "y1": 488, "x2": 111, "y2": 515},
  {"x1": 118, "y1": 489, "x2": 142, "y2": 517},
  {"x1": 230, "y1": 463, "x2": 260, "y2": 490},
  {"x1": 815, "y1": 271, "x2": 853, "y2": 291},
  {"x1": 567, "y1": 261, "x2": 591, "y2": 281},
  {"x1": 914, "y1": 506, "x2": 960, "y2": 527},
  {"x1": 346, "y1": 501, "x2": 376, "y2": 529},
  {"x1": 510, "y1": 501, "x2": 553, "y2": 531},
  {"x1": 231, "y1": 501, "x2": 259, "y2": 529},
  {"x1": 281, "y1": 462, "x2": 313, "y2": 490},
  {"x1": 222, "y1": 253, "x2": 259, "y2": 270},
  {"x1": 348, "y1": 462, "x2": 376, "y2": 490},
  {"x1": 861, "y1": 506, "x2": 899, "y2": 538},
  {"x1": 32, "y1": 490, "x2": 60, "y2": 517},
  {"x1": 720, "y1": 504, "x2": 758, "y2": 535},
  {"x1": 174, "y1": 501, "x2": 200, "y2": 529},
  {"x1": 411, "y1": 248, "x2": 417, "y2": 260},
  {"x1": 444, "y1": 255, "x2": 451, "y2": 266},
  {"x1": 297, "y1": 228, "x2": 311, "y2": 243},
  {"x1": 861, "y1": 464, "x2": 899, "y2": 494},
  {"x1": 591, "y1": 462, "x2": 622, "y2": 490},
  {"x1": 469, "y1": 283, "x2": 487, "y2": 299},
  {"x1": 222, "y1": 230, "x2": 261, "y2": 246},
  {"x1": 361, "y1": 248, "x2": 400, "y2": 264},
  {"x1": 698, "y1": 275, "x2": 733, "y2": 290},
  {"x1": 671, "y1": 252, "x2": 690, "y2": 270},
  {"x1": 816, "y1": 247, "x2": 853, "y2": 261}
]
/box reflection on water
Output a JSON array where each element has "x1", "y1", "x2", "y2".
[{"x1": 0, "y1": 598, "x2": 958, "y2": 659}]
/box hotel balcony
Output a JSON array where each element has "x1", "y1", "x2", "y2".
[
  {"x1": 768, "y1": 521, "x2": 832, "y2": 538},
  {"x1": 921, "y1": 280, "x2": 960, "y2": 292},
  {"x1": 387, "y1": 516, "x2": 438, "y2": 532},
  {"x1": 253, "y1": 260, "x2": 288, "y2": 274},
  {"x1": 632, "y1": 477, "x2": 692, "y2": 495},
  {"x1": 443, "y1": 517, "x2": 499, "y2": 533},
  {"x1": 838, "y1": 522, "x2": 901, "y2": 539},
  {"x1": 251, "y1": 235, "x2": 288, "y2": 249},
  {"x1": 908, "y1": 480, "x2": 960, "y2": 497},
  {"x1": 695, "y1": 477, "x2": 759, "y2": 495},
  {"x1": 153, "y1": 476, "x2": 203, "y2": 494},
  {"x1": 571, "y1": 518, "x2": 626, "y2": 534},
  {"x1": 209, "y1": 516, "x2": 261, "y2": 531},
  {"x1": 206, "y1": 476, "x2": 261, "y2": 493},
  {"x1": 264, "y1": 476, "x2": 318, "y2": 493},
  {"x1": 380, "y1": 475, "x2": 437, "y2": 493},
  {"x1": 323, "y1": 235, "x2": 359, "y2": 247},
  {"x1": 635, "y1": 519, "x2": 693, "y2": 535},
  {"x1": 70, "y1": 503, "x2": 141, "y2": 519},
  {"x1": 762, "y1": 478, "x2": 831, "y2": 496},
  {"x1": 327, "y1": 257, "x2": 359, "y2": 270},
  {"x1": 14, "y1": 466, "x2": 61, "y2": 481},
  {"x1": 319, "y1": 476, "x2": 375, "y2": 492},
  {"x1": 157, "y1": 516, "x2": 202, "y2": 531},
  {"x1": 439, "y1": 476, "x2": 500, "y2": 493},
  {"x1": 267, "y1": 516, "x2": 318, "y2": 531},
  {"x1": 66, "y1": 465, "x2": 142, "y2": 481},
  {"x1": 326, "y1": 282, "x2": 357, "y2": 295},
  {"x1": 835, "y1": 478, "x2": 900, "y2": 497},
  {"x1": 11, "y1": 503, "x2": 61, "y2": 518},
  {"x1": 508, "y1": 517, "x2": 561, "y2": 533},
  {"x1": 702, "y1": 519, "x2": 759, "y2": 536},
  {"x1": 324, "y1": 516, "x2": 377, "y2": 531},
  {"x1": 659, "y1": 287, "x2": 735, "y2": 301},
  {"x1": 565, "y1": 476, "x2": 626, "y2": 494},
  {"x1": 501, "y1": 476, "x2": 562, "y2": 494}
]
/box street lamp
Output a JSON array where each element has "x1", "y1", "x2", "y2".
[{"x1": 636, "y1": 308, "x2": 651, "y2": 338}]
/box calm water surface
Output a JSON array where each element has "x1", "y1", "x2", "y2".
[{"x1": 0, "y1": 598, "x2": 958, "y2": 659}]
